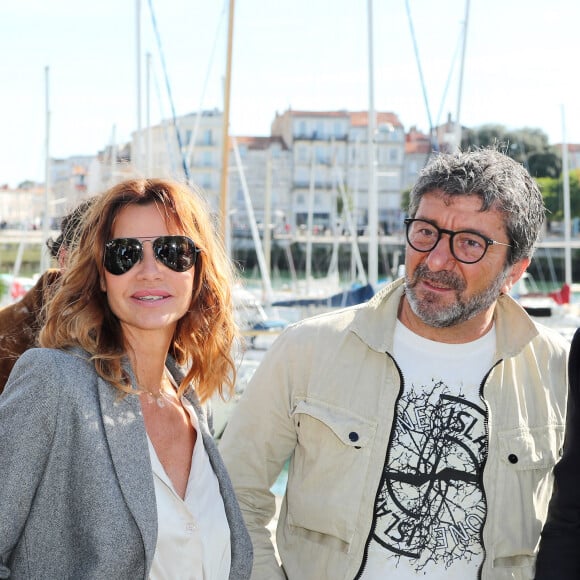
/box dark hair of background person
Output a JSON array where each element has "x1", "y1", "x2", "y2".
[{"x1": 45, "y1": 197, "x2": 96, "y2": 260}]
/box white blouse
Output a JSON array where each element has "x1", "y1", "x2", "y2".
[{"x1": 147, "y1": 397, "x2": 231, "y2": 580}]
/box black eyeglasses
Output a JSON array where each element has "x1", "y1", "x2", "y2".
[
  {"x1": 404, "y1": 218, "x2": 512, "y2": 264},
  {"x1": 104, "y1": 235, "x2": 200, "y2": 275}
]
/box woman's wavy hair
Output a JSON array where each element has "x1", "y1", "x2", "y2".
[{"x1": 39, "y1": 178, "x2": 238, "y2": 403}]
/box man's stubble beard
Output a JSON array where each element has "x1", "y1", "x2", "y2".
[{"x1": 404, "y1": 263, "x2": 509, "y2": 328}]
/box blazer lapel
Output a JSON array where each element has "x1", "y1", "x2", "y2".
[{"x1": 97, "y1": 373, "x2": 157, "y2": 565}]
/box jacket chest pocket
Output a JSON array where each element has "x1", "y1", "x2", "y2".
[
  {"x1": 286, "y1": 398, "x2": 377, "y2": 545},
  {"x1": 489, "y1": 425, "x2": 565, "y2": 565}
]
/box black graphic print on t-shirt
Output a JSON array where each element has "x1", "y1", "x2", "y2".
[{"x1": 371, "y1": 380, "x2": 487, "y2": 573}]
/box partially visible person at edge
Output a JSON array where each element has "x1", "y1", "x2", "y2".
[
  {"x1": 0, "y1": 178, "x2": 252, "y2": 579},
  {"x1": 0, "y1": 197, "x2": 95, "y2": 393},
  {"x1": 535, "y1": 325, "x2": 580, "y2": 579},
  {"x1": 219, "y1": 147, "x2": 569, "y2": 579}
]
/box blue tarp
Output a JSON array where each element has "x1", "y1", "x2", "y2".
[{"x1": 272, "y1": 283, "x2": 375, "y2": 309}]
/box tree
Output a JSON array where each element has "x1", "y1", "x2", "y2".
[
  {"x1": 461, "y1": 124, "x2": 560, "y2": 178},
  {"x1": 537, "y1": 169, "x2": 580, "y2": 225},
  {"x1": 17, "y1": 180, "x2": 38, "y2": 190},
  {"x1": 527, "y1": 152, "x2": 561, "y2": 179}
]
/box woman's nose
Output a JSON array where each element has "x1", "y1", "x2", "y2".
[{"x1": 137, "y1": 242, "x2": 163, "y2": 277}]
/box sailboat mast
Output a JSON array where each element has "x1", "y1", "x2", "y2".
[
  {"x1": 263, "y1": 149, "x2": 272, "y2": 282},
  {"x1": 367, "y1": 0, "x2": 378, "y2": 288},
  {"x1": 305, "y1": 152, "x2": 315, "y2": 294},
  {"x1": 40, "y1": 65, "x2": 51, "y2": 273},
  {"x1": 561, "y1": 105, "x2": 572, "y2": 285},
  {"x1": 454, "y1": 0, "x2": 470, "y2": 150},
  {"x1": 135, "y1": 0, "x2": 142, "y2": 173},
  {"x1": 219, "y1": 0, "x2": 235, "y2": 240},
  {"x1": 232, "y1": 137, "x2": 273, "y2": 304},
  {"x1": 146, "y1": 52, "x2": 152, "y2": 176}
]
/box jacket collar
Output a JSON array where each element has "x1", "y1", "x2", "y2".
[{"x1": 349, "y1": 277, "x2": 540, "y2": 357}]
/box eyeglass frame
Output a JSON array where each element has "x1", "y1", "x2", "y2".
[{"x1": 403, "y1": 218, "x2": 512, "y2": 264}]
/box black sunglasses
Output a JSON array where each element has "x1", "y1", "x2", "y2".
[{"x1": 104, "y1": 235, "x2": 200, "y2": 275}]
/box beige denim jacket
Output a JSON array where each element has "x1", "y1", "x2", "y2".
[{"x1": 220, "y1": 278, "x2": 569, "y2": 580}]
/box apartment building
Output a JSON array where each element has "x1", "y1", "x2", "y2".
[
  {"x1": 47, "y1": 155, "x2": 97, "y2": 220},
  {"x1": 554, "y1": 143, "x2": 580, "y2": 171},
  {"x1": 271, "y1": 108, "x2": 406, "y2": 234},
  {"x1": 130, "y1": 108, "x2": 224, "y2": 210},
  {"x1": 228, "y1": 136, "x2": 292, "y2": 235},
  {"x1": 44, "y1": 107, "x2": 414, "y2": 234},
  {"x1": 403, "y1": 127, "x2": 432, "y2": 192},
  {"x1": 0, "y1": 184, "x2": 47, "y2": 230}
]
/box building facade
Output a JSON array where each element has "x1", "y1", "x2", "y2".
[
  {"x1": 228, "y1": 136, "x2": 292, "y2": 236},
  {"x1": 271, "y1": 108, "x2": 406, "y2": 235},
  {"x1": 130, "y1": 108, "x2": 223, "y2": 211},
  {"x1": 44, "y1": 107, "x2": 420, "y2": 237}
]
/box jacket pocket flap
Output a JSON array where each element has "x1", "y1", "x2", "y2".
[
  {"x1": 498, "y1": 425, "x2": 564, "y2": 470},
  {"x1": 292, "y1": 399, "x2": 376, "y2": 447}
]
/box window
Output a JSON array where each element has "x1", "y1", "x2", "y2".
[
  {"x1": 295, "y1": 167, "x2": 309, "y2": 185},
  {"x1": 315, "y1": 121, "x2": 324, "y2": 139}
]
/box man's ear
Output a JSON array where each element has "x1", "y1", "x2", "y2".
[{"x1": 502, "y1": 258, "x2": 531, "y2": 294}]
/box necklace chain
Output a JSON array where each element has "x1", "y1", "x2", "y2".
[
  {"x1": 144, "y1": 389, "x2": 173, "y2": 408},
  {"x1": 139, "y1": 368, "x2": 176, "y2": 408}
]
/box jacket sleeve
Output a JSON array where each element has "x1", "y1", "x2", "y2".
[
  {"x1": 0, "y1": 349, "x2": 60, "y2": 577},
  {"x1": 219, "y1": 328, "x2": 301, "y2": 580},
  {"x1": 535, "y1": 327, "x2": 580, "y2": 579}
]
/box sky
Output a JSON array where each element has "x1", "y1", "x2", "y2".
[{"x1": 1, "y1": 0, "x2": 579, "y2": 188}]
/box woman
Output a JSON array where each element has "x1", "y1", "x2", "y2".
[{"x1": 0, "y1": 179, "x2": 252, "y2": 579}]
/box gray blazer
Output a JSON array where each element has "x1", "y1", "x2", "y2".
[{"x1": 0, "y1": 347, "x2": 252, "y2": 579}]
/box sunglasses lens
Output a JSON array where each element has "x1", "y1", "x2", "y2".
[
  {"x1": 104, "y1": 238, "x2": 143, "y2": 275},
  {"x1": 153, "y1": 236, "x2": 197, "y2": 272}
]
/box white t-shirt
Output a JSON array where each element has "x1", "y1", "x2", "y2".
[
  {"x1": 148, "y1": 397, "x2": 231, "y2": 580},
  {"x1": 360, "y1": 320, "x2": 495, "y2": 579}
]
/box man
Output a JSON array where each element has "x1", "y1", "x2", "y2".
[
  {"x1": 220, "y1": 148, "x2": 569, "y2": 579},
  {"x1": 0, "y1": 198, "x2": 95, "y2": 392}
]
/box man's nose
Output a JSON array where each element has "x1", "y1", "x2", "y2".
[{"x1": 424, "y1": 234, "x2": 456, "y2": 270}]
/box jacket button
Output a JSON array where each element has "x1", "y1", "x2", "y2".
[
  {"x1": 349, "y1": 431, "x2": 359, "y2": 442},
  {"x1": 508, "y1": 453, "x2": 518, "y2": 464}
]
